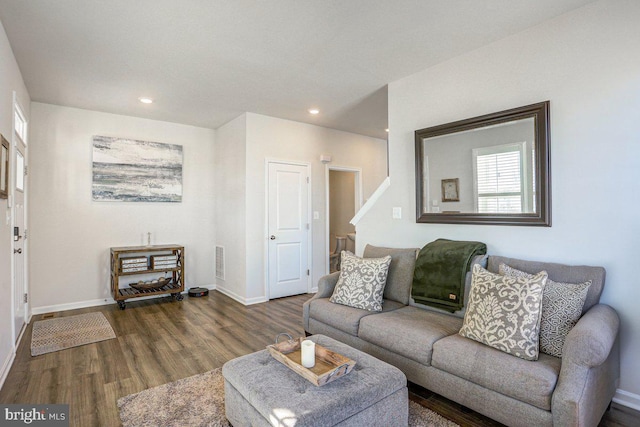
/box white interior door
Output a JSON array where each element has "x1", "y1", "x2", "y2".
[
  {"x1": 267, "y1": 161, "x2": 310, "y2": 299},
  {"x1": 13, "y1": 139, "x2": 27, "y2": 341}
]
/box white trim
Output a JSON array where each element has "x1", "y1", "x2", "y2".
[
  {"x1": 33, "y1": 298, "x2": 124, "y2": 315},
  {"x1": 15, "y1": 322, "x2": 27, "y2": 348},
  {"x1": 31, "y1": 284, "x2": 217, "y2": 315},
  {"x1": 613, "y1": 388, "x2": 640, "y2": 411},
  {"x1": 264, "y1": 158, "x2": 313, "y2": 299},
  {"x1": 0, "y1": 348, "x2": 16, "y2": 391},
  {"x1": 325, "y1": 165, "x2": 362, "y2": 273},
  {"x1": 350, "y1": 177, "x2": 391, "y2": 225},
  {"x1": 215, "y1": 285, "x2": 268, "y2": 306}
]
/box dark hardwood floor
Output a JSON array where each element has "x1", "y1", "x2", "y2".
[{"x1": 0, "y1": 291, "x2": 636, "y2": 426}]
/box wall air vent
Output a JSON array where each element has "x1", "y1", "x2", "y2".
[{"x1": 215, "y1": 245, "x2": 225, "y2": 280}]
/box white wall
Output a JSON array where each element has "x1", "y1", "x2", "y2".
[
  {"x1": 357, "y1": 0, "x2": 640, "y2": 407},
  {"x1": 242, "y1": 113, "x2": 387, "y2": 302},
  {"x1": 214, "y1": 114, "x2": 247, "y2": 301},
  {"x1": 0, "y1": 19, "x2": 30, "y2": 387},
  {"x1": 28, "y1": 103, "x2": 216, "y2": 311}
]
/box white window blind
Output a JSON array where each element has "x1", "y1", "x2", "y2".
[{"x1": 473, "y1": 143, "x2": 525, "y2": 213}]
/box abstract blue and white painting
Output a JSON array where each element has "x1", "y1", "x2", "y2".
[{"x1": 92, "y1": 135, "x2": 183, "y2": 202}]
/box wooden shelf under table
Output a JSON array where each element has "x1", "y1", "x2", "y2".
[{"x1": 118, "y1": 281, "x2": 182, "y2": 298}]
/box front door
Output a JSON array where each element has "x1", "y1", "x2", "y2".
[
  {"x1": 13, "y1": 138, "x2": 27, "y2": 341},
  {"x1": 267, "y1": 161, "x2": 310, "y2": 299}
]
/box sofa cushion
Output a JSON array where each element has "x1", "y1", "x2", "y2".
[
  {"x1": 499, "y1": 263, "x2": 591, "y2": 358},
  {"x1": 363, "y1": 245, "x2": 418, "y2": 305},
  {"x1": 432, "y1": 334, "x2": 561, "y2": 411},
  {"x1": 308, "y1": 297, "x2": 405, "y2": 336},
  {"x1": 330, "y1": 251, "x2": 392, "y2": 312},
  {"x1": 460, "y1": 265, "x2": 547, "y2": 361},
  {"x1": 359, "y1": 306, "x2": 462, "y2": 366}
]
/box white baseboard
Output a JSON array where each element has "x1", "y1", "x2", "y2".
[
  {"x1": 31, "y1": 284, "x2": 218, "y2": 315},
  {"x1": 215, "y1": 286, "x2": 268, "y2": 306},
  {"x1": 0, "y1": 348, "x2": 16, "y2": 392},
  {"x1": 613, "y1": 388, "x2": 640, "y2": 411},
  {"x1": 32, "y1": 298, "x2": 115, "y2": 315}
]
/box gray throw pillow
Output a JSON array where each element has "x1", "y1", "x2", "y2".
[
  {"x1": 499, "y1": 263, "x2": 591, "y2": 358},
  {"x1": 330, "y1": 251, "x2": 392, "y2": 312},
  {"x1": 460, "y1": 264, "x2": 547, "y2": 361}
]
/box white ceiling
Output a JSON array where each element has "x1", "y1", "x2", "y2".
[{"x1": 0, "y1": 0, "x2": 596, "y2": 139}]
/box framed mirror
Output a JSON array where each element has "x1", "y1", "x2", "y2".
[
  {"x1": 0, "y1": 134, "x2": 9, "y2": 199},
  {"x1": 415, "y1": 101, "x2": 550, "y2": 226}
]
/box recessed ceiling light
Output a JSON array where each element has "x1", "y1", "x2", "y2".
[
  {"x1": 139, "y1": 97, "x2": 153, "y2": 104},
  {"x1": 385, "y1": 128, "x2": 389, "y2": 133},
  {"x1": 308, "y1": 108, "x2": 320, "y2": 115}
]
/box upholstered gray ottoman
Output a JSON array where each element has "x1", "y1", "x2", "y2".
[{"x1": 222, "y1": 334, "x2": 408, "y2": 426}]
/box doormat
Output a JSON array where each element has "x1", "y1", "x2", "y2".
[
  {"x1": 31, "y1": 312, "x2": 116, "y2": 356},
  {"x1": 118, "y1": 368, "x2": 459, "y2": 427}
]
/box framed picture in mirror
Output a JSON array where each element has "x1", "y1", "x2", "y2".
[{"x1": 441, "y1": 178, "x2": 459, "y2": 202}]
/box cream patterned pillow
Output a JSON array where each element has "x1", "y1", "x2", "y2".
[
  {"x1": 330, "y1": 251, "x2": 392, "y2": 312},
  {"x1": 499, "y1": 263, "x2": 591, "y2": 358},
  {"x1": 460, "y1": 265, "x2": 547, "y2": 360}
]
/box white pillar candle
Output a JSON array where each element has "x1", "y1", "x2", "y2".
[{"x1": 301, "y1": 339, "x2": 315, "y2": 368}]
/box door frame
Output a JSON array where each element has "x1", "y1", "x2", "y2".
[
  {"x1": 11, "y1": 92, "x2": 29, "y2": 346},
  {"x1": 325, "y1": 165, "x2": 362, "y2": 275},
  {"x1": 264, "y1": 158, "x2": 312, "y2": 299}
]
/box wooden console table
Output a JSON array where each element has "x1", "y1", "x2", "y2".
[{"x1": 110, "y1": 244, "x2": 184, "y2": 310}]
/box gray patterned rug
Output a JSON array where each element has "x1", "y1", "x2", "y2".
[
  {"x1": 118, "y1": 368, "x2": 459, "y2": 427},
  {"x1": 31, "y1": 312, "x2": 116, "y2": 356}
]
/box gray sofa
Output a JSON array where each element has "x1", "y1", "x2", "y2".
[{"x1": 303, "y1": 245, "x2": 620, "y2": 427}]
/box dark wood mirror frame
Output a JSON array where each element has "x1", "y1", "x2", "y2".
[
  {"x1": 415, "y1": 101, "x2": 551, "y2": 226},
  {"x1": 0, "y1": 134, "x2": 9, "y2": 200}
]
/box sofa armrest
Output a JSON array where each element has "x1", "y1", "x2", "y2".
[
  {"x1": 302, "y1": 272, "x2": 340, "y2": 332},
  {"x1": 552, "y1": 304, "x2": 620, "y2": 427},
  {"x1": 315, "y1": 271, "x2": 341, "y2": 299},
  {"x1": 562, "y1": 303, "x2": 619, "y2": 368}
]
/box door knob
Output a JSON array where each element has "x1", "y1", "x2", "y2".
[
  {"x1": 270, "y1": 235, "x2": 276, "y2": 240},
  {"x1": 14, "y1": 248, "x2": 22, "y2": 254}
]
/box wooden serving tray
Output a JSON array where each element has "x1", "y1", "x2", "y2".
[{"x1": 267, "y1": 337, "x2": 356, "y2": 386}]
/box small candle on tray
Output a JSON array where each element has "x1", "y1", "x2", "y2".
[{"x1": 301, "y1": 339, "x2": 315, "y2": 368}]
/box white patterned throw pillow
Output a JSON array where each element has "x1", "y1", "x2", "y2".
[
  {"x1": 460, "y1": 265, "x2": 547, "y2": 360},
  {"x1": 330, "y1": 251, "x2": 392, "y2": 312},
  {"x1": 499, "y1": 263, "x2": 591, "y2": 358}
]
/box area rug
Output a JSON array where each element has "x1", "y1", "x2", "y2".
[
  {"x1": 118, "y1": 368, "x2": 459, "y2": 427},
  {"x1": 31, "y1": 312, "x2": 116, "y2": 356}
]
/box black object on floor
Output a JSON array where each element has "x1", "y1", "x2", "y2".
[{"x1": 188, "y1": 287, "x2": 209, "y2": 297}]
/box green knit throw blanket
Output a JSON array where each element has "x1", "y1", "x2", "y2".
[{"x1": 412, "y1": 239, "x2": 487, "y2": 312}]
